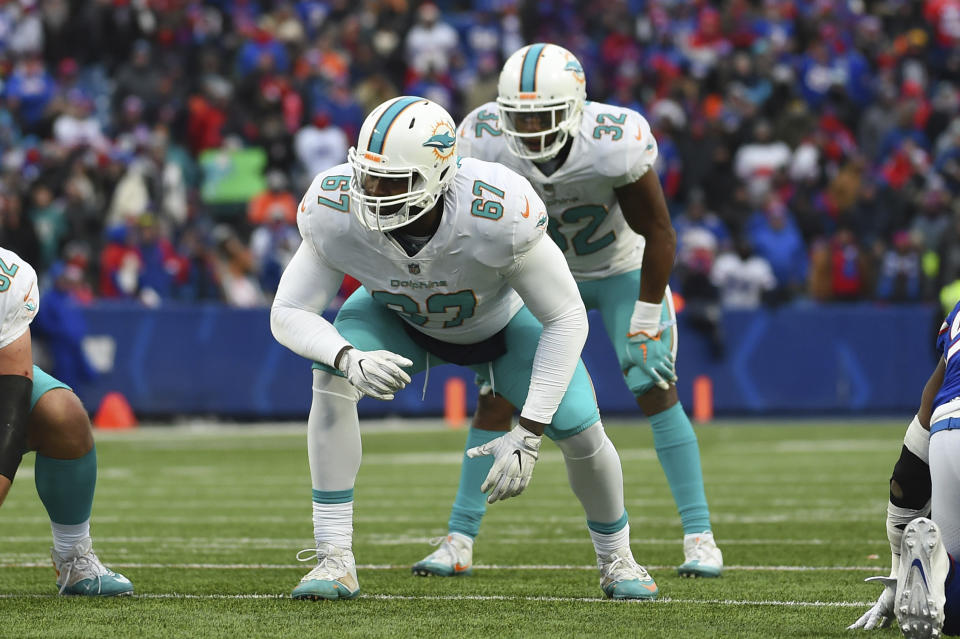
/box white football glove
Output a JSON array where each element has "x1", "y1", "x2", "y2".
[
  {"x1": 466, "y1": 425, "x2": 542, "y2": 504},
  {"x1": 337, "y1": 347, "x2": 412, "y2": 400},
  {"x1": 847, "y1": 576, "x2": 896, "y2": 630}
]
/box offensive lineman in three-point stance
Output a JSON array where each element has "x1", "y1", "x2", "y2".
[{"x1": 271, "y1": 96, "x2": 659, "y2": 600}]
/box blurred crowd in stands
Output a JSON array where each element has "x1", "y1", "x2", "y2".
[{"x1": 0, "y1": 0, "x2": 958, "y2": 321}]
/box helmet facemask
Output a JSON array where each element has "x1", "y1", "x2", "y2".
[
  {"x1": 347, "y1": 147, "x2": 443, "y2": 232},
  {"x1": 497, "y1": 98, "x2": 579, "y2": 161},
  {"x1": 348, "y1": 96, "x2": 458, "y2": 232},
  {"x1": 497, "y1": 43, "x2": 587, "y2": 161}
]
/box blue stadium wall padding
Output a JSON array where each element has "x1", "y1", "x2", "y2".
[{"x1": 69, "y1": 302, "x2": 940, "y2": 418}]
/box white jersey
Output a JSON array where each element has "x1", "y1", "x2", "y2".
[
  {"x1": 297, "y1": 158, "x2": 549, "y2": 344},
  {"x1": 0, "y1": 247, "x2": 39, "y2": 349},
  {"x1": 458, "y1": 100, "x2": 659, "y2": 280}
]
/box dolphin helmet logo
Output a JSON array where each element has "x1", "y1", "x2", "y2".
[
  {"x1": 423, "y1": 132, "x2": 456, "y2": 150},
  {"x1": 423, "y1": 122, "x2": 457, "y2": 159},
  {"x1": 563, "y1": 58, "x2": 585, "y2": 84}
]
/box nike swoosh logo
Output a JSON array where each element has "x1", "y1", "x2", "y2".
[
  {"x1": 912, "y1": 558, "x2": 929, "y2": 588},
  {"x1": 23, "y1": 282, "x2": 33, "y2": 301},
  {"x1": 635, "y1": 128, "x2": 644, "y2": 141},
  {"x1": 301, "y1": 201, "x2": 307, "y2": 212},
  {"x1": 521, "y1": 196, "x2": 530, "y2": 218},
  {"x1": 513, "y1": 449, "x2": 521, "y2": 472},
  {"x1": 641, "y1": 582, "x2": 658, "y2": 592}
]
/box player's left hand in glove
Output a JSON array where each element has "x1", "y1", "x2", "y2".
[
  {"x1": 626, "y1": 300, "x2": 677, "y2": 390},
  {"x1": 467, "y1": 425, "x2": 542, "y2": 504},
  {"x1": 847, "y1": 575, "x2": 896, "y2": 630}
]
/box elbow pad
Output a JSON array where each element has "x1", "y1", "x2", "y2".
[{"x1": 0, "y1": 374, "x2": 33, "y2": 481}]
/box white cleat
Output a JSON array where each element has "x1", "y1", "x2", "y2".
[
  {"x1": 598, "y1": 546, "x2": 658, "y2": 600},
  {"x1": 412, "y1": 533, "x2": 474, "y2": 577},
  {"x1": 678, "y1": 530, "x2": 723, "y2": 578},
  {"x1": 51, "y1": 538, "x2": 133, "y2": 597},
  {"x1": 291, "y1": 542, "x2": 360, "y2": 600},
  {"x1": 895, "y1": 517, "x2": 948, "y2": 639}
]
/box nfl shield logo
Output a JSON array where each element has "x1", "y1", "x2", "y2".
[{"x1": 408, "y1": 263, "x2": 420, "y2": 275}]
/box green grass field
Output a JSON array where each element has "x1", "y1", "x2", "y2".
[{"x1": 0, "y1": 418, "x2": 912, "y2": 638}]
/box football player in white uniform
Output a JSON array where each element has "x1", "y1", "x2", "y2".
[
  {"x1": 0, "y1": 247, "x2": 132, "y2": 596},
  {"x1": 412, "y1": 43, "x2": 722, "y2": 579},
  {"x1": 271, "y1": 96, "x2": 659, "y2": 600}
]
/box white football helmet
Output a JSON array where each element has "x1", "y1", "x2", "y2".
[
  {"x1": 347, "y1": 96, "x2": 458, "y2": 232},
  {"x1": 497, "y1": 43, "x2": 587, "y2": 161}
]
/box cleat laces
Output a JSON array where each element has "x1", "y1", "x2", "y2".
[
  {"x1": 296, "y1": 544, "x2": 350, "y2": 581},
  {"x1": 601, "y1": 551, "x2": 650, "y2": 582},
  {"x1": 55, "y1": 541, "x2": 111, "y2": 595}
]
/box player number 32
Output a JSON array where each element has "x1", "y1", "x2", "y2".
[{"x1": 0, "y1": 257, "x2": 19, "y2": 292}]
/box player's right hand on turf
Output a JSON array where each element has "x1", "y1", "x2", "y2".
[
  {"x1": 847, "y1": 576, "x2": 896, "y2": 630},
  {"x1": 337, "y1": 347, "x2": 412, "y2": 400},
  {"x1": 467, "y1": 425, "x2": 542, "y2": 504}
]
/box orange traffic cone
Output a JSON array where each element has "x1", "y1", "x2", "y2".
[
  {"x1": 444, "y1": 377, "x2": 467, "y2": 429},
  {"x1": 692, "y1": 375, "x2": 713, "y2": 423},
  {"x1": 93, "y1": 392, "x2": 137, "y2": 430}
]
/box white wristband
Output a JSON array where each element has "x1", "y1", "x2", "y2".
[{"x1": 629, "y1": 300, "x2": 662, "y2": 334}]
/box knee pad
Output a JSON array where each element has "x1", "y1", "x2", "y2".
[
  {"x1": 555, "y1": 421, "x2": 607, "y2": 460},
  {"x1": 0, "y1": 374, "x2": 32, "y2": 480},
  {"x1": 312, "y1": 370, "x2": 362, "y2": 403},
  {"x1": 309, "y1": 371, "x2": 361, "y2": 442},
  {"x1": 890, "y1": 449, "x2": 932, "y2": 510},
  {"x1": 890, "y1": 417, "x2": 932, "y2": 510}
]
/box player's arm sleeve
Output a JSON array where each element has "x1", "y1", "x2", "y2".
[
  {"x1": 269, "y1": 242, "x2": 351, "y2": 368},
  {"x1": 506, "y1": 236, "x2": 588, "y2": 424}
]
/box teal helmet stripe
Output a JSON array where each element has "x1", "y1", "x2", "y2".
[
  {"x1": 368, "y1": 96, "x2": 421, "y2": 154},
  {"x1": 519, "y1": 43, "x2": 547, "y2": 92}
]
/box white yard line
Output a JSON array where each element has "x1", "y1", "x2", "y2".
[
  {"x1": 0, "y1": 535, "x2": 880, "y2": 546},
  {"x1": 0, "y1": 561, "x2": 885, "y2": 572},
  {"x1": 0, "y1": 591, "x2": 874, "y2": 607},
  {"x1": 0, "y1": 511, "x2": 881, "y2": 525}
]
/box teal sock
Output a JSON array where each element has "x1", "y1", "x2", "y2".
[
  {"x1": 448, "y1": 428, "x2": 502, "y2": 538},
  {"x1": 648, "y1": 404, "x2": 711, "y2": 534},
  {"x1": 35, "y1": 446, "x2": 97, "y2": 525}
]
